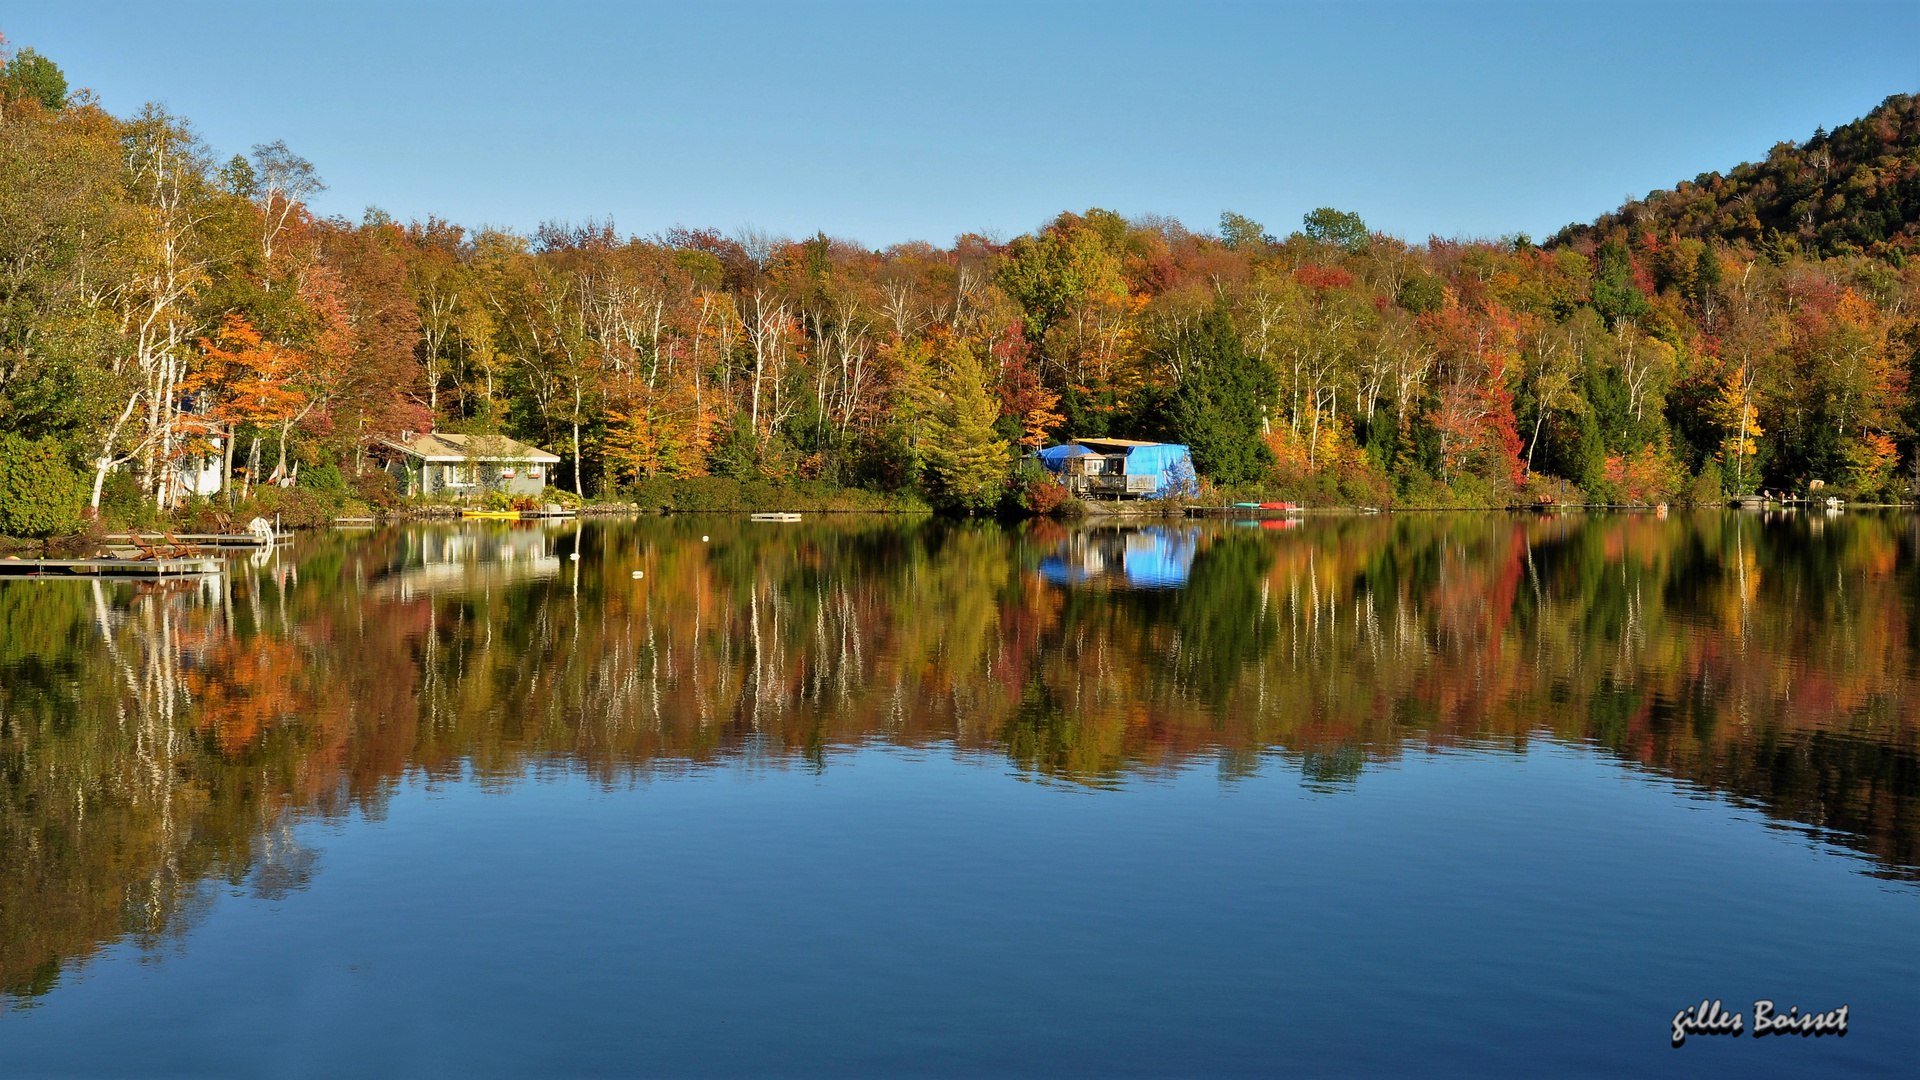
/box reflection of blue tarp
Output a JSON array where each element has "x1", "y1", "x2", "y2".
[
  {"x1": 1037, "y1": 555, "x2": 1087, "y2": 586},
  {"x1": 1123, "y1": 528, "x2": 1195, "y2": 588},
  {"x1": 1037, "y1": 527, "x2": 1197, "y2": 590}
]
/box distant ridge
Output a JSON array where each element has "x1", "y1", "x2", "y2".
[{"x1": 1555, "y1": 93, "x2": 1919, "y2": 262}]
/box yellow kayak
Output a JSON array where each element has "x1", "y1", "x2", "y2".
[{"x1": 462, "y1": 510, "x2": 521, "y2": 520}]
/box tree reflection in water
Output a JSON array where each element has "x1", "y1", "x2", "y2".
[{"x1": 2, "y1": 510, "x2": 1916, "y2": 1004}]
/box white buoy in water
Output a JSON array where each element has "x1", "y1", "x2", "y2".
[
  {"x1": 631, "y1": 570, "x2": 643, "y2": 578},
  {"x1": 569, "y1": 553, "x2": 580, "y2": 561},
  {"x1": 702, "y1": 536, "x2": 709, "y2": 542}
]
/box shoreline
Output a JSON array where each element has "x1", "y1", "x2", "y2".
[{"x1": 12, "y1": 494, "x2": 1910, "y2": 554}]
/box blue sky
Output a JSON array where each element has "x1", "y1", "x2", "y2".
[{"x1": 9, "y1": 2, "x2": 1917, "y2": 247}]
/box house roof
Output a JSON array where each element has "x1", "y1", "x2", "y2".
[
  {"x1": 382, "y1": 432, "x2": 561, "y2": 463},
  {"x1": 1072, "y1": 437, "x2": 1164, "y2": 452}
]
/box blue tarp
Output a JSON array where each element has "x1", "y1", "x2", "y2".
[
  {"x1": 1036, "y1": 444, "x2": 1091, "y2": 471},
  {"x1": 1121, "y1": 443, "x2": 1199, "y2": 497}
]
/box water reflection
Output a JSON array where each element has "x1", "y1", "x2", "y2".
[
  {"x1": 1, "y1": 511, "x2": 1916, "y2": 1006},
  {"x1": 369, "y1": 523, "x2": 567, "y2": 600},
  {"x1": 1037, "y1": 524, "x2": 1198, "y2": 589}
]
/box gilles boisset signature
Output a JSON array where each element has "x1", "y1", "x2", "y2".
[{"x1": 1671, "y1": 1000, "x2": 1849, "y2": 1046}]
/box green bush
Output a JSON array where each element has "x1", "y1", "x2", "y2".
[
  {"x1": 238, "y1": 486, "x2": 336, "y2": 528},
  {"x1": 0, "y1": 435, "x2": 85, "y2": 537},
  {"x1": 97, "y1": 469, "x2": 161, "y2": 532},
  {"x1": 1686, "y1": 470, "x2": 1724, "y2": 506},
  {"x1": 350, "y1": 467, "x2": 399, "y2": 510},
  {"x1": 298, "y1": 460, "x2": 348, "y2": 495}
]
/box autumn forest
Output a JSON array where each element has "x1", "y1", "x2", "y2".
[{"x1": 2, "y1": 41, "x2": 1919, "y2": 530}]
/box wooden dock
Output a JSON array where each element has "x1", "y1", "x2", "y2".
[
  {"x1": 104, "y1": 532, "x2": 286, "y2": 548},
  {"x1": 749, "y1": 512, "x2": 802, "y2": 522},
  {"x1": 0, "y1": 557, "x2": 223, "y2": 578},
  {"x1": 101, "y1": 542, "x2": 286, "y2": 554},
  {"x1": 106, "y1": 533, "x2": 279, "y2": 541}
]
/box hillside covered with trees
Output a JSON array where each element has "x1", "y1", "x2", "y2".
[
  {"x1": 1555, "y1": 94, "x2": 1920, "y2": 263},
  {"x1": 2, "y1": 34, "x2": 1917, "y2": 532}
]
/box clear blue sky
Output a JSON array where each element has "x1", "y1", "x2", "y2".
[{"x1": 9, "y1": 2, "x2": 1917, "y2": 247}]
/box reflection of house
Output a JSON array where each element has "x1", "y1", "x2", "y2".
[
  {"x1": 370, "y1": 524, "x2": 566, "y2": 599},
  {"x1": 1035, "y1": 439, "x2": 1198, "y2": 499},
  {"x1": 381, "y1": 433, "x2": 562, "y2": 499},
  {"x1": 1038, "y1": 526, "x2": 1198, "y2": 590}
]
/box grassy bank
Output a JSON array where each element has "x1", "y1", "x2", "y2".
[
  {"x1": 594, "y1": 477, "x2": 932, "y2": 514},
  {"x1": 1208, "y1": 468, "x2": 1725, "y2": 511}
]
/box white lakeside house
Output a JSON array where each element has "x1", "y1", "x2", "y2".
[{"x1": 381, "y1": 432, "x2": 563, "y2": 499}]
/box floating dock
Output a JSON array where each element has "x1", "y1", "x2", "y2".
[
  {"x1": 749, "y1": 512, "x2": 803, "y2": 522},
  {"x1": 0, "y1": 557, "x2": 223, "y2": 578}
]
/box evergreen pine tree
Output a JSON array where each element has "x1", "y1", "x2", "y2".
[
  {"x1": 1171, "y1": 303, "x2": 1275, "y2": 485},
  {"x1": 924, "y1": 343, "x2": 1011, "y2": 512},
  {"x1": 1591, "y1": 238, "x2": 1650, "y2": 327}
]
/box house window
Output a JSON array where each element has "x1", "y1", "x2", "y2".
[
  {"x1": 528, "y1": 467, "x2": 543, "y2": 479},
  {"x1": 441, "y1": 465, "x2": 472, "y2": 487},
  {"x1": 501, "y1": 468, "x2": 516, "y2": 479}
]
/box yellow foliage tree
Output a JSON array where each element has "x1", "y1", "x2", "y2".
[
  {"x1": 1843, "y1": 431, "x2": 1898, "y2": 496},
  {"x1": 1708, "y1": 372, "x2": 1763, "y2": 493},
  {"x1": 923, "y1": 341, "x2": 1011, "y2": 512}
]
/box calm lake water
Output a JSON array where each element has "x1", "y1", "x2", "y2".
[{"x1": 2, "y1": 511, "x2": 1915, "y2": 1077}]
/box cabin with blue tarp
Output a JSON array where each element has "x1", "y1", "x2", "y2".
[{"x1": 1036, "y1": 438, "x2": 1198, "y2": 499}]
